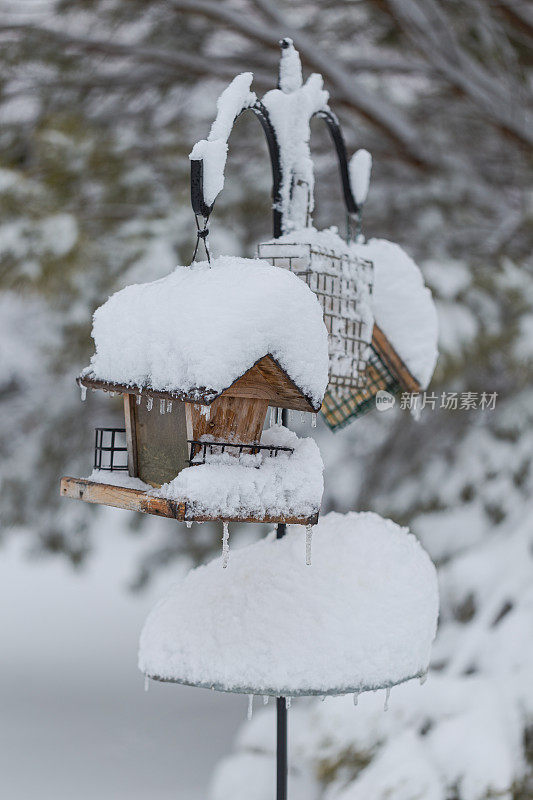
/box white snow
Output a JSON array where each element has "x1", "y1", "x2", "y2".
[
  {"x1": 138, "y1": 511, "x2": 438, "y2": 695},
  {"x1": 189, "y1": 73, "x2": 256, "y2": 207},
  {"x1": 153, "y1": 426, "x2": 323, "y2": 521},
  {"x1": 87, "y1": 469, "x2": 151, "y2": 492},
  {"x1": 352, "y1": 238, "x2": 439, "y2": 388},
  {"x1": 262, "y1": 63, "x2": 329, "y2": 232},
  {"x1": 84, "y1": 255, "x2": 329, "y2": 408},
  {"x1": 278, "y1": 38, "x2": 303, "y2": 94},
  {"x1": 349, "y1": 149, "x2": 372, "y2": 206},
  {"x1": 189, "y1": 139, "x2": 229, "y2": 209}
]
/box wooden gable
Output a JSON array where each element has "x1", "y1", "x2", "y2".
[{"x1": 78, "y1": 353, "x2": 319, "y2": 412}]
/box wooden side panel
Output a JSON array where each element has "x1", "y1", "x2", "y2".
[
  {"x1": 189, "y1": 396, "x2": 268, "y2": 444},
  {"x1": 123, "y1": 394, "x2": 138, "y2": 477},
  {"x1": 134, "y1": 400, "x2": 189, "y2": 487}
]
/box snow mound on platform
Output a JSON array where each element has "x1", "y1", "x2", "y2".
[
  {"x1": 154, "y1": 425, "x2": 323, "y2": 520},
  {"x1": 138, "y1": 511, "x2": 438, "y2": 695},
  {"x1": 85, "y1": 256, "x2": 329, "y2": 408}
]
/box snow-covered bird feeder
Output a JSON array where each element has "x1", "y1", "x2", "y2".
[
  {"x1": 259, "y1": 229, "x2": 438, "y2": 431},
  {"x1": 58, "y1": 37, "x2": 440, "y2": 800},
  {"x1": 257, "y1": 233, "x2": 374, "y2": 395},
  {"x1": 321, "y1": 236, "x2": 439, "y2": 429},
  {"x1": 60, "y1": 255, "x2": 328, "y2": 525},
  {"x1": 139, "y1": 511, "x2": 439, "y2": 698}
]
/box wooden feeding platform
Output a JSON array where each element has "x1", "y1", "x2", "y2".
[{"x1": 59, "y1": 476, "x2": 319, "y2": 526}]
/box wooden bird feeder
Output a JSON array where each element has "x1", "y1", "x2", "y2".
[{"x1": 60, "y1": 351, "x2": 322, "y2": 525}]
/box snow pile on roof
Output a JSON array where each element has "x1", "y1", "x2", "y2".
[
  {"x1": 189, "y1": 73, "x2": 256, "y2": 207},
  {"x1": 138, "y1": 511, "x2": 438, "y2": 695},
  {"x1": 353, "y1": 238, "x2": 438, "y2": 388},
  {"x1": 153, "y1": 426, "x2": 323, "y2": 521},
  {"x1": 85, "y1": 256, "x2": 329, "y2": 407}
]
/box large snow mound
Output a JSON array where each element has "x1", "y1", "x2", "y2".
[
  {"x1": 352, "y1": 237, "x2": 438, "y2": 388},
  {"x1": 138, "y1": 511, "x2": 438, "y2": 695},
  {"x1": 85, "y1": 256, "x2": 329, "y2": 407},
  {"x1": 154, "y1": 426, "x2": 323, "y2": 520}
]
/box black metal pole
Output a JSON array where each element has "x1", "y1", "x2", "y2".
[
  {"x1": 275, "y1": 408, "x2": 289, "y2": 800},
  {"x1": 276, "y1": 694, "x2": 288, "y2": 800}
]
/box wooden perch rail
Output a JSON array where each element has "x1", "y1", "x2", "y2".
[{"x1": 60, "y1": 476, "x2": 319, "y2": 526}]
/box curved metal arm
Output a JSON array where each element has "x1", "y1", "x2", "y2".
[
  {"x1": 313, "y1": 109, "x2": 360, "y2": 217},
  {"x1": 191, "y1": 100, "x2": 283, "y2": 239},
  {"x1": 190, "y1": 101, "x2": 361, "y2": 239}
]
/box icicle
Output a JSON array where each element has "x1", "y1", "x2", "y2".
[
  {"x1": 200, "y1": 405, "x2": 210, "y2": 421},
  {"x1": 136, "y1": 394, "x2": 142, "y2": 405},
  {"x1": 146, "y1": 397, "x2": 153, "y2": 411},
  {"x1": 185, "y1": 521, "x2": 193, "y2": 529},
  {"x1": 263, "y1": 695, "x2": 269, "y2": 705},
  {"x1": 276, "y1": 407, "x2": 282, "y2": 425},
  {"x1": 159, "y1": 399, "x2": 165, "y2": 415},
  {"x1": 166, "y1": 400, "x2": 172, "y2": 413},
  {"x1": 305, "y1": 525, "x2": 313, "y2": 566},
  {"x1": 270, "y1": 407, "x2": 275, "y2": 427},
  {"x1": 289, "y1": 409, "x2": 293, "y2": 423},
  {"x1": 311, "y1": 413, "x2": 317, "y2": 428},
  {"x1": 80, "y1": 384, "x2": 87, "y2": 402},
  {"x1": 144, "y1": 676, "x2": 149, "y2": 692},
  {"x1": 300, "y1": 411, "x2": 305, "y2": 423},
  {"x1": 222, "y1": 522, "x2": 230, "y2": 568},
  {"x1": 285, "y1": 697, "x2": 291, "y2": 710},
  {"x1": 247, "y1": 694, "x2": 254, "y2": 721},
  {"x1": 384, "y1": 687, "x2": 391, "y2": 711},
  {"x1": 353, "y1": 692, "x2": 359, "y2": 706},
  {"x1": 419, "y1": 672, "x2": 428, "y2": 685}
]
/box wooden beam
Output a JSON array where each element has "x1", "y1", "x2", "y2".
[
  {"x1": 60, "y1": 476, "x2": 320, "y2": 526},
  {"x1": 372, "y1": 325, "x2": 421, "y2": 394}
]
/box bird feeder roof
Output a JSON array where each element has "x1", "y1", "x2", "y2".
[
  {"x1": 81, "y1": 255, "x2": 329, "y2": 410},
  {"x1": 139, "y1": 511, "x2": 438, "y2": 697}
]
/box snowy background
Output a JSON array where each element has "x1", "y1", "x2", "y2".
[{"x1": 0, "y1": 1, "x2": 532, "y2": 799}]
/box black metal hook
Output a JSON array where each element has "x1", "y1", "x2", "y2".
[{"x1": 190, "y1": 58, "x2": 361, "y2": 241}]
